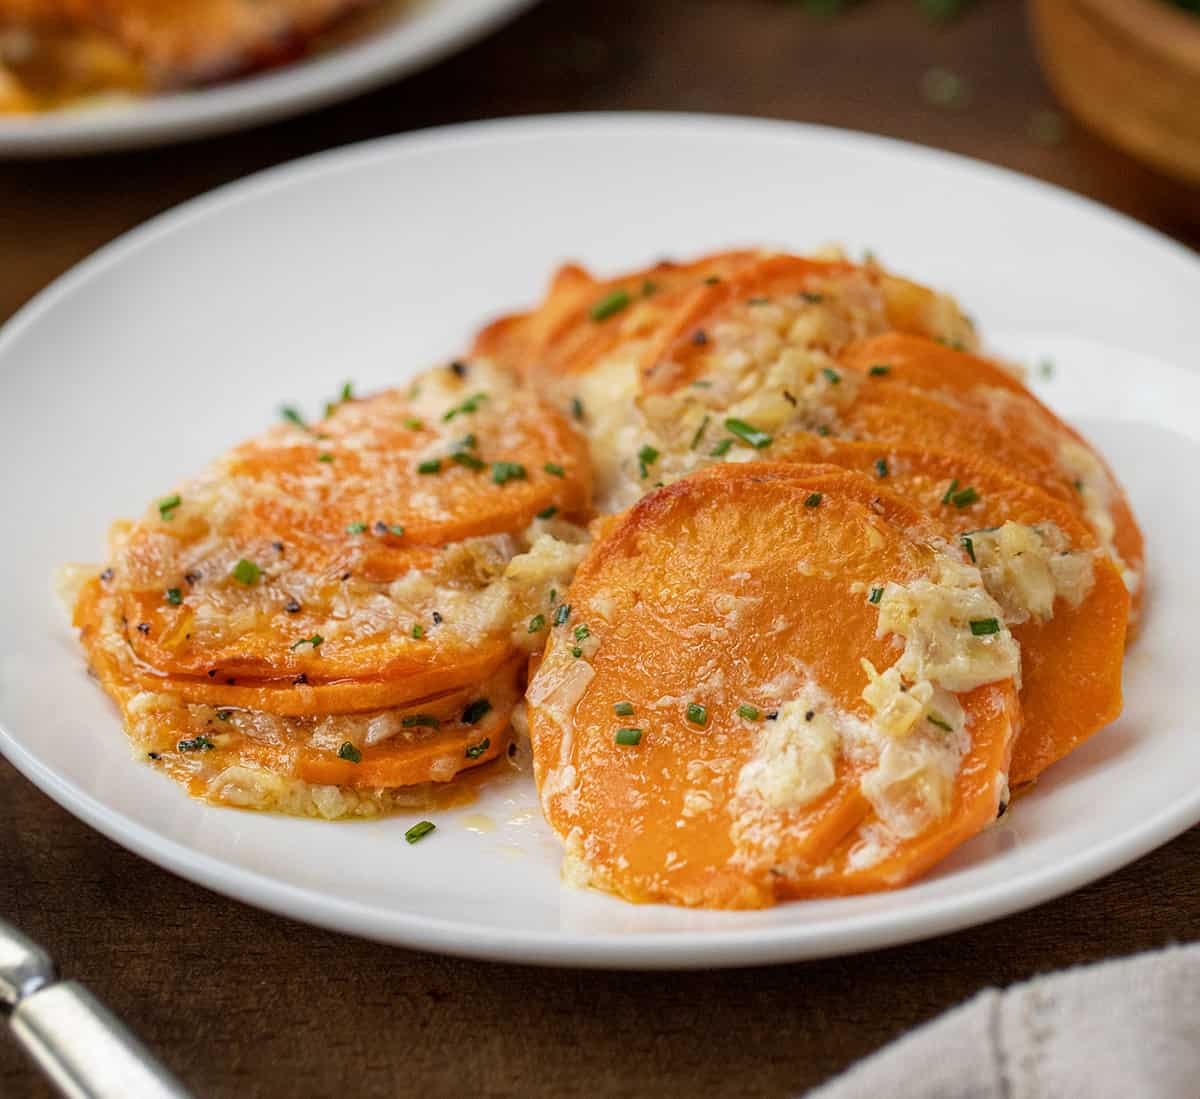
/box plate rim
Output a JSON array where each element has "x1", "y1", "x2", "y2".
[
  {"x1": 0, "y1": 0, "x2": 539, "y2": 157},
  {"x1": 3, "y1": 112, "x2": 1199, "y2": 969}
]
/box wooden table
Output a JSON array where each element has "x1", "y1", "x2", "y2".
[{"x1": 3, "y1": 1, "x2": 1197, "y2": 1095}]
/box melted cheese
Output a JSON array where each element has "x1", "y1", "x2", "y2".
[{"x1": 876, "y1": 556, "x2": 1020, "y2": 693}]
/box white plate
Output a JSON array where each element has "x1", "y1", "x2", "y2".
[
  {"x1": 2, "y1": 114, "x2": 1199, "y2": 969},
  {"x1": 0, "y1": 0, "x2": 536, "y2": 157}
]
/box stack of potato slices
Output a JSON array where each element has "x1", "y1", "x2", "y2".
[
  {"x1": 489, "y1": 249, "x2": 1140, "y2": 908},
  {"x1": 74, "y1": 362, "x2": 591, "y2": 818},
  {"x1": 73, "y1": 248, "x2": 1142, "y2": 907}
]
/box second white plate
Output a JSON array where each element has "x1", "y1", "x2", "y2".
[{"x1": 1, "y1": 114, "x2": 1198, "y2": 968}]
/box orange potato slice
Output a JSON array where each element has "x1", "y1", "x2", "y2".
[
  {"x1": 471, "y1": 251, "x2": 762, "y2": 383},
  {"x1": 105, "y1": 367, "x2": 588, "y2": 689},
  {"x1": 528, "y1": 464, "x2": 1019, "y2": 908},
  {"x1": 772, "y1": 437, "x2": 1129, "y2": 783},
  {"x1": 839, "y1": 334, "x2": 1145, "y2": 615}
]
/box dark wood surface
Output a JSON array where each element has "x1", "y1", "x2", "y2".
[{"x1": 2, "y1": 1, "x2": 1198, "y2": 1095}]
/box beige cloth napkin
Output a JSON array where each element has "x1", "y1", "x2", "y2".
[{"x1": 807, "y1": 943, "x2": 1200, "y2": 1099}]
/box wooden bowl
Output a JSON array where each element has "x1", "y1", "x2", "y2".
[{"x1": 1030, "y1": 0, "x2": 1200, "y2": 184}]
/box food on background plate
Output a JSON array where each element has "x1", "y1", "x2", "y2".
[
  {"x1": 69, "y1": 247, "x2": 1143, "y2": 907},
  {"x1": 0, "y1": 0, "x2": 386, "y2": 112}
]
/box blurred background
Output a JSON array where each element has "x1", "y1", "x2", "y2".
[{"x1": 2, "y1": 0, "x2": 1198, "y2": 325}]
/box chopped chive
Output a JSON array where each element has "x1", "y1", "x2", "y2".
[
  {"x1": 961, "y1": 534, "x2": 976, "y2": 563},
  {"x1": 346, "y1": 521, "x2": 367, "y2": 534},
  {"x1": 613, "y1": 701, "x2": 635, "y2": 717},
  {"x1": 614, "y1": 727, "x2": 643, "y2": 746},
  {"x1": 724, "y1": 418, "x2": 773, "y2": 449},
  {"x1": 165, "y1": 587, "x2": 182, "y2": 606},
  {"x1": 404, "y1": 417, "x2": 424, "y2": 430},
  {"x1": 869, "y1": 586, "x2": 884, "y2": 604},
  {"x1": 417, "y1": 458, "x2": 442, "y2": 475},
  {"x1": 553, "y1": 603, "x2": 572, "y2": 627},
  {"x1": 572, "y1": 646, "x2": 583, "y2": 658},
  {"x1": 815, "y1": 425, "x2": 831, "y2": 437},
  {"x1": 281, "y1": 407, "x2": 306, "y2": 429},
  {"x1": 492, "y1": 461, "x2": 527, "y2": 485},
  {"x1": 637, "y1": 444, "x2": 660, "y2": 479},
  {"x1": 1074, "y1": 479, "x2": 1084, "y2": 492},
  {"x1": 402, "y1": 713, "x2": 440, "y2": 728},
  {"x1": 465, "y1": 738, "x2": 490, "y2": 760},
  {"x1": 451, "y1": 450, "x2": 486, "y2": 471},
  {"x1": 291, "y1": 634, "x2": 324, "y2": 651},
  {"x1": 457, "y1": 433, "x2": 478, "y2": 449},
  {"x1": 690, "y1": 415, "x2": 711, "y2": 450},
  {"x1": 641, "y1": 279, "x2": 658, "y2": 297},
  {"x1": 821, "y1": 367, "x2": 841, "y2": 385},
  {"x1": 874, "y1": 458, "x2": 889, "y2": 479},
  {"x1": 544, "y1": 462, "x2": 566, "y2": 478},
  {"x1": 868, "y1": 364, "x2": 891, "y2": 376},
  {"x1": 804, "y1": 493, "x2": 823, "y2": 508},
  {"x1": 686, "y1": 702, "x2": 708, "y2": 727},
  {"x1": 338, "y1": 741, "x2": 362, "y2": 763},
  {"x1": 711, "y1": 438, "x2": 734, "y2": 457},
  {"x1": 537, "y1": 506, "x2": 559, "y2": 520},
  {"x1": 548, "y1": 589, "x2": 557, "y2": 605},
  {"x1": 528, "y1": 614, "x2": 546, "y2": 633},
  {"x1": 571, "y1": 397, "x2": 584, "y2": 421},
  {"x1": 926, "y1": 713, "x2": 954, "y2": 733},
  {"x1": 216, "y1": 710, "x2": 232, "y2": 721},
  {"x1": 405, "y1": 820, "x2": 436, "y2": 844},
  {"x1": 590, "y1": 289, "x2": 631, "y2": 321},
  {"x1": 969, "y1": 618, "x2": 1001, "y2": 636},
  {"x1": 317, "y1": 452, "x2": 334, "y2": 463},
  {"x1": 232, "y1": 559, "x2": 260, "y2": 586},
  {"x1": 442, "y1": 393, "x2": 488, "y2": 422},
  {"x1": 388, "y1": 525, "x2": 405, "y2": 537},
  {"x1": 463, "y1": 698, "x2": 492, "y2": 724},
  {"x1": 158, "y1": 494, "x2": 181, "y2": 520},
  {"x1": 412, "y1": 624, "x2": 424, "y2": 639},
  {"x1": 950, "y1": 486, "x2": 979, "y2": 509},
  {"x1": 941, "y1": 479, "x2": 960, "y2": 505},
  {"x1": 737, "y1": 703, "x2": 761, "y2": 721},
  {"x1": 801, "y1": 291, "x2": 825, "y2": 303},
  {"x1": 177, "y1": 735, "x2": 214, "y2": 752},
  {"x1": 574, "y1": 624, "x2": 590, "y2": 642}
]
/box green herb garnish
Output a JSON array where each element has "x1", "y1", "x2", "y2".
[
  {"x1": 402, "y1": 713, "x2": 440, "y2": 728},
  {"x1": 686, "y1": 703, "x2": 708, "y2": 727},
  {"x1": 465, "y1": 738, "x2": 490, "y2": 760},
  {"x1": 553, "y1": 603, "x2": 572, "y2": 627},
  {"x1": 232, "y1": 559, "x2": 260, "y2": 586},
  {"x1": 178, "y1": 736, "x2": 214, "y2": 752},
  {"x1": 614, "y1": 727, "x2": 643, "y2": 746},
  {"x1": 544, "y1": 462, "x2": 566, "y2": 478},
  {"x1": 868, "y1": 364, "x2": 891, "y2": 376},
  {"x1": 724, "y1": 418, "x2": 773, "y2": 449},
  {"x1": 412, "y1": 624, "x2": 424, "y2": 639},
  {"x1": 737, "y1": 704, "x2": 761, "y2": 721},
  {"x1": 874, "y1": 458, "x2": 889, "y2": 479},
  {"x1": 691, "y1": 415, "x2": 711, "y2": 450},
  {"x1": 158, "y1": 494, "x2": 181, "y2": 520},
  {"x1": 291, "y1": 634, "x2": 324, "y2": 651},
  {"x1": 417, "y1": 458, "x2": 442, "y2": 475},
  {"x1": 869, "y1": 587, "x2": 884, "y2": 604},
  {"x1": 338, "y1": 741, "x2": 362, "y2": 763},
  {"x1": 614, "y1": 701, "x2": 635, "y2": 717},
  {"x1": 405, "y1": 820, "x2": 436, "y2": 844},
  {"x1": 821, "y1": 367, "x2": 841, "y2": 385},
  {"x1": 711, "y1": 438, "x2": 734, "y2": 457},
  {"x1": 951, "y1": 486, "x2": 979, "y2": 509},
  {"x1": 941, "y1": 479, "x2": 960, "y2": 505},
  {"x1": 969, "y1": 618, "x2": 1001, "y2": 636},
  {"x1": 590, "y1": 289, "x2": 631, "y2": 321},
  {"x1": 280, "y1": 407, "x2": 306, "y2": 429},
  {"x1": 804, "y1": 493, "x2": 823, "y2": 508},
  {"x1": 537, "y1": 506, "x2": 559, "y2": 520},
  {"x1": 492, "y1": 461, "x2": 527, "y2": 485},
  {"x1": 961, "y1": 534, "x2": 976, "y2": 563},
  {"x1": 452, "y1": 450, "x2": 486, "y2": 471},
  {"x1": 528, "y1": 614, "x2": 545, "y2": 633},
  {"x1": 638, "y1": 444, "x2": 660, "y2": 479},
  {"x1": 926, "y1": 712, "x2": 954, "y2": 733},
  {"x1": 164, "y1": 587, "x2": 182, "y2": 606},
  {"x1": 346, "y1": 521, "x2": 367, "y2": 534}
]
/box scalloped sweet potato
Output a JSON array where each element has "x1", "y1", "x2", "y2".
[
  {"x1": 528, "y1": 464, "x2": 1020, "y2": 908},
  {"x1": 773, "y1": 438, "x2": 1129, "y2": 783}
]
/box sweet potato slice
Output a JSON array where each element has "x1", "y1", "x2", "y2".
[
  {"x1": 528, "y1": 464, "x2": 1020, "y2": 908},
  {"x1": 839, "y1": 334, "x2": 1145, "y2": 614},
  {"x1": 106, "y1": 363, "x2": 589, "y2": 688},
  {"x1": 773, "y1": 438, "x2": 1129, "y2": 783},
  {"x1": 471, "y1": 251, "x2": 762, "y2": 383}
]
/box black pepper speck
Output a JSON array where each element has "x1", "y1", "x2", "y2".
[
  {"x1": 284, "y1": 599, "x2": 301, "y2": 614},
  {"x1": 450, "y1": 360, "x2": 468, "y2": 378},
  {"x1": 99, "y1": 568, "x2": 114, "y2": 582},
  {"x1": 136, "y1": 622, "x2": 150, "y2": 634}
]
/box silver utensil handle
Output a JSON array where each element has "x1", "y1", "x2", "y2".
[
  {"x1": 2, "y1": 917, "x2": 192, "y2": 1099},
  {"x1": 11, "y1": 981, "x2": 191, "y2": 1099}
]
